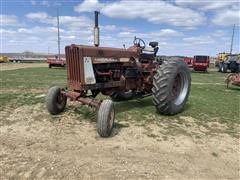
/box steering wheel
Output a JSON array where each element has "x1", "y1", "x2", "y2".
[{"x1": 133, "y1": 37, "x2": 146, "y2": 49}]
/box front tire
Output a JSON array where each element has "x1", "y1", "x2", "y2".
[
  {"x1": 152, "y1": 58, "x2": 191, "y2": 115},
  {"x1": 218, "y1": 62, "x2": 222, "y2": 72},
  {"x1": 97, "y1": 100, "x2": 115, "y2": 137},
  {"x1": 46, "y1": 86, "x2": 67, "y2": 115},
  {"x1": 222, "y1": 63, "x2": 227, "y2": 73}
]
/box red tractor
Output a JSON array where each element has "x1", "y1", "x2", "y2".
[
  {"x1": 46, "y1": 12, "x2": 191, "y2": 137},
  {"x1": 192, "y1": 55, "x2": 210, "y2": 72},
  {"x1": 47, "y1": 56, "x2": 66, "y2": 68}
]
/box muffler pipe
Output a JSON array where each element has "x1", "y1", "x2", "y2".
[{"x1": 94, "y1": 11, "x2": 100, "y2": 47}]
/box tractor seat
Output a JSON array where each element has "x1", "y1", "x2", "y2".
[
  {"x1": 149, "y1": 41, "x2": 158, "y2": 48},
  {"x1": 140, "y1": 41, "x2": 159, "y2": 60}
]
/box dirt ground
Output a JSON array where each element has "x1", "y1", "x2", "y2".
[
  {"x1": 0, "y1": 63, "x2": 47, "y2": 71},
  {"x1": 0, "y1": 101, "x2": 239, "y2": 179}
]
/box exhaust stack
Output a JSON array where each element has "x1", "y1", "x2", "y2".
[{"x1": 94, "y1": 11, "x2": 100, "y2": 47}]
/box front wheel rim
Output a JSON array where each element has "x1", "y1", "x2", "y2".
[
  {"x1": 56, "y1": 94, "x2": 65, "y2": 109},
  {"x1": 109, "y1": 109, "x2": 115, "y2": 129}
]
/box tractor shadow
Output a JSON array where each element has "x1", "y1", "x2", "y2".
[
  {"x1": 74, "y1": 106, "x2": 96, "y2": 122},
  {"x1": 183, "y1": 103, "x2": 191, "y2": 111},
  {"x1": 110, "y1": 123, "x2": 130, "y2": 137},
  {"x1": 73, "y1": 105, "x2": 129, "y2": 137},
  {"x1": 191, "y1": 70, "x2": 209, "y2": 74},
  {"x1": 114, "y1": 97, "x2": 153, "y2": 114},
  {"x1": 227, "y1": 86, "x2": 240, "y2": 91},
  {"x1": 73, "y1": 97, "x2": 192, "y2": 137},
  {"x1": 115, "y1": 97, "x2": 191, "y2": 114}
]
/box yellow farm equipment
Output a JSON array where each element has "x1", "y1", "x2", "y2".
[
  {"x1": 0, "y1": 56, "x2": 9, "y2": 63},
  {"x1": 217, "y1": 53, "x2": 230, "y2": 62},
  {"x1": 217, "y1": 53, "x2": 240, "y2": 73}
]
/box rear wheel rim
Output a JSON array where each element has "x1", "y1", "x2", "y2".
[{"x1": 171, "y1": 71, "x2": 189, "y2": 106}]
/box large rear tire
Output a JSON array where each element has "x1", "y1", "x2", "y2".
[
  {"x1": 152, "y1": 58, "x2": 191, "y2": 115},
  {"x1": 97, "y1": 100, "x2": 115, "y2": 137},
  {"x1": 46, "y1": 86, "x2": 67, "y2": 115}
]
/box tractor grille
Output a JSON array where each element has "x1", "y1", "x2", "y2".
[{"x1": 65, "y1": 46, "x2": 83, "y2": 90}]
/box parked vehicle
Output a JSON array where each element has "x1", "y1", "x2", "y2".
[
  {"x1": 47, "y1": 9, "x2": 65, "y2": 69},
  {"x1": 192, "y1": 55, "x2": 210, "y2": 72},
  {"x1": 47, "y1": 56, "x2": 66, "y2": 68},
  {"x1": 218, "y1": 54, "x2": 239, "y2": 73},
  {"x1": 183, "y1": 57, "x2": 193, "y2": 68}
]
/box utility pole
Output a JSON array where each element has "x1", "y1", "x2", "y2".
[
  {"x1": 230, "y1": 24, "x2": 235, "y2": 54},
  {"x1": 57, "y1": 8, "x2": 60, "y2": 59}
]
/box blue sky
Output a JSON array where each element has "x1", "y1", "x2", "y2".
[{"x1": 1, "y1": 0, "x2": 239, "y2": 56}]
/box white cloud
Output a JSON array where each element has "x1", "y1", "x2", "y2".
[
  {"x1": 60, "y1": 16, "x2": 92, "y2": 29},
  {"x1": 0, "y1": 14, "x2": 21, "y2": 26},
  {"x1": 117, "y1": 29, "x2": 182, "y2": 39},
  {"x1": 175, "y1": 0, "x2": 239, "y2": 27},
  {"x1": 2, "y1": 23, "x2": 237, "y2": 55},
  {"x1": 120, "y1": 27, "x2": 136, "y2": 33},
  {"x1": 175, "y1": 0, "x2": 238, "y2": 11},
  {"x1": 53, "y1": 2, "x2": 62, "y2": 6},
  {"x1": 101, "y1": 25, "x2": 117, "y2": 31},
  {"x1": 41, "y1": 0, "x2": 50, "y2": 7},
  {"x1": 183, "y1": 36, "x2": 215, "y2": 45},
  {"x1": 212, "y1": 9, "x2": 240, "y2": 26},
  {"x1": 211, "y1": 30, "x2": 226, "y2": 37},
  {"x1": 17, "y1": 26, "x2": 65, "y2": 34},
  {"x1": 30, "y1": 0, "x2": 60, "y2": 7},
  {"x1": 74, "y1": 0, "x2": 206, "y2": 28},
  {"x1": 175, "y1": 1, "x2": 239, "y2": 26},
  {"x1": 151, "y1": 29, "x2": 183, "y2": 37},
  {"x1": 26, "y1": 12, "x2": 93, "y2": 30},
  {"x1": 74, "y1": 0, "x2": 104, "y2": 12},
  {"x1": 26, "y1": 12, "x2": 49, "y2": 19},
  {"x1": 115, "y1": 28, "x2": 184, "y2": 49},
  {"x1": 1, "y1": 22, "x2": 95, "y2": 53},
  {"x1": 1, "y1": 18, "x2": 185, "y2": 53},
  {"x1": 30, "y1": 0, "x2": 36, "y2": 5},
  {"x1": 0, "y1": 28, "x2": 16, "y2": 38}
]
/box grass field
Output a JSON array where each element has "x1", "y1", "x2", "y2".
[{"x1": 0, "y1": 67, "x2": 239, "y2": 137}]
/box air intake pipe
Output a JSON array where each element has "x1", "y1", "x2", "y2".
[{"x1": 94, "y1": 11, "x2": 100, "y2": 47}]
